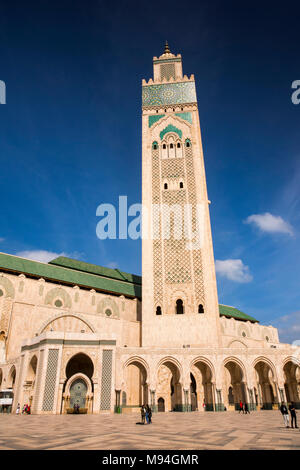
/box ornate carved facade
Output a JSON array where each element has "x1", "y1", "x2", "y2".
[{"x1": 0, "y1": 44, "x2": 299, "y2": 414}]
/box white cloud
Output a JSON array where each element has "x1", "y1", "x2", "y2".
[
  {"x1": 272, "y1": 311, "x2": 300, "y2": 345},
  {"x1": 0, "y1": 237, "x2": 5, "y2": 243},
  {"x1": 107, "y1": 261, "x2": 118, "y2": 269},
  {"x1": 215, "y1": 259, "x2": 253, "y2": 283},
  {"x1": 245, "y1": 212, "x2": 294, "y2": 235},
  {"x1": 16, "y1": 250, "x2": 68, "y2": 263}
]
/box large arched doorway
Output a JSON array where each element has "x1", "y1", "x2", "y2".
[
  {"x1": 190, "y1": 374, "x2": 197, "y2": 411},
  {"x1": 283, "y1": 361, "x2": 300, "y2": 407},
  {"x1": 157, "y1": 397, "x2": 165, "y2": 412},
  {"x1": 254, "y1": 360, "x2": 278, "y2": 410},
  {"x1": 23, "y1": 355, "x2": 38, "y2": 408},
  {"x1": 70, "y1": 378, "x2": 88, "y2": 409},
  {"x1": 156, "y1": 360, "x2": 183, "y2": 411},
  {"x1": 7, "y1": 365, "x2": 16, "y2": 389},
  {"x1": 191, "y1": 360, "x2": 214, "y2": 411},
  {"x1": 224, "y1": 360, "x2": 247, "y2": 410},
  {"x1": 123, "y1": 360, "x2": 148, "y2": 411},
  {"x1": 63, "y1": 353, "x2": 94, "y2": 414}
]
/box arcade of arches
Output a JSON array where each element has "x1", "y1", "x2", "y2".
[
  {"x1": 115, "y1": 358, "x2": 300, "y2": 414},
  {"x1": 1, "y1": 351, "x2": 300, "y2": 414}
]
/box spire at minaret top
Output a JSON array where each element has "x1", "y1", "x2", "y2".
[{"x1": 164, "y1": 40, "x2": 171, "y2": 54}]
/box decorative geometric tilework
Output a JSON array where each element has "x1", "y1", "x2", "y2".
[
  {"x1": 160, "y1": 63, "x2": 176, "y2": 81},
  {"x1": 151, "y1": 130, "x2": 205, "y2": 312},
  {"x1": 100, "y1": 350, "x2": 113, "y2": 411},
  {"x1": 149, "y1": 115, "x2": 164, "y2": 127},
  {"x1": 185, "y1": 146, "x2": 205, "y2": 306},
  {"x1": 0, "y1": 276, "x2": 15, "y2": 299},
  {"x1": 32, "y1": 349, "x2": 44, "y2": 413},
  {"x1": 45, "y1": 287, "x2": 72, "y2": 308},
  {"x1": 42, "y1": 349, "x2": 59, "y2": 411},
  {"x1": 175, "y1": 112, "x2": 192, "y2": 124},
  {"x1": 142, "y1": 82, "x2": 197, "y2": 107},
  {"x1": 160, "y1": 124, "x2": 182, "y2": 140},
  {"x1": 152, "y1": 147, "x2": 163, "y2": 309},
  {"x1": 97, "y1": 297, "x2": 119, "y2": 318}
]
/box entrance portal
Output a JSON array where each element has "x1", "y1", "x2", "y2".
[
  {"x1": 158, "y1": 397, "x2": 165, "y2": 412},
  {"x1": 70, "y1": 379, "x2": 88, "y2": 409}
]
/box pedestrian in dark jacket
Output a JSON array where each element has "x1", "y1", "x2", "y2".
[
  {"x1": 146, "y1": 405, "x2": 152, "y2": 424},
  {"x1": 280, "y1": 402, "x2": 289, "y2": 427},
  {"x1": 289, "y1": 402, "x2": 298, "y2": 428},
  {"x1": 244, "y1": 402, "x2": 250, "y2": 414},
  {"x1": 141, "y1": 405, "x2": 146, "y2": 424}
]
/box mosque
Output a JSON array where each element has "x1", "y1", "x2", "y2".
[{"x1": 0, "y1": 43, "x2": 299, "y2": 415}]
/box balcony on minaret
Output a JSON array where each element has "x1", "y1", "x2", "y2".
[{"x1": 152, "y1": 41, "x2": 183, "y2": 83}]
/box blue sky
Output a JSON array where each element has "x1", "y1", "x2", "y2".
[{"x1": 0, "y1": 0, "x2": 299, "y2": 342}]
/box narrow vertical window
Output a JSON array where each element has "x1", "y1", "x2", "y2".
[{"x1": 176, "y1": 299, "x2": 184, "y2": 314}]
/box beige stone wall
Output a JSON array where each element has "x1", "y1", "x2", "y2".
[{"x1": 0, "y1": 272, "x2": 141, "y2": 362}]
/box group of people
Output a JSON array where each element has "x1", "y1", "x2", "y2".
[
  {"x1": 238, "y1": 401, "x2": 250, "y2": 414},
  {"x1": 15, "y1": 403, "x2": 30, "y2": 414},
  {"x1": 140, "y1": 404, "x2": 152, "y2": 424},
  {"x1": 73, "y1": 404, "x2": 80, "y2": 414},
  {"x1": 280, "y1": 402, "x2": 298, "y2": 428}
]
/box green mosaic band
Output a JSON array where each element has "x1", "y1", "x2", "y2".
[
  {"x1": 148, "y1": 112, "x2": 192, "y2": 128},
  {"x1": 142, "y1": 82, "x2": 197, "y2": 107}
]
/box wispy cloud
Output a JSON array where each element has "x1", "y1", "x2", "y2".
[
  {"x1": 272, "y1": 311, "x2": 300, "y2": 345},
  {"x1": 107, "y1": 261, "x2": 118, "y2": 269},
  {"x1": 0, "y1": 237, "x2": 5, "y2": 243},
  {"x1": 16, "y1": 250, "x2": 76, "y2": 263},
  {"x1": 215, "y1": 259, "x2": 253, "y2": 283},
  {"x1": 244, "y1": 212, "x2": 294, "y2": 235}
]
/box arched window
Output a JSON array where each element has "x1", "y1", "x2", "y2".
[
  {"x1": 163, "y1": 144, "x2": 166, "y2": 149},
  {"x1": 156, "y1": 306, "x2": 162, "y2": 315},
  {"x1": 164, "y1": 183, "x2": 168, "y2": 190},
  {"x1": 152, "y1": 141, "x2": 158, "y2": 150},
  {"x1": 176, "y1": 299, "x2": 184, "y2": 315},
  {"x1": 179, "y1": 182, "x2": 184, "y2": 189},
  {"x1": 170, "y1": 143, "x2": 173, "y2": 149},
  {"x1": 185, "y1": 139, "x2": 191, "y2": 148},
  {"x1": 177, "y1": 142, "x2": 181, "y2": 148},
  {"x1": 198, "y1": 304, "x2": 204, "y2": 314}
]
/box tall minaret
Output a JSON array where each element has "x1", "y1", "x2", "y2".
[{"x1": 141, "y1": 43, "x2": 221, "y2": 348}]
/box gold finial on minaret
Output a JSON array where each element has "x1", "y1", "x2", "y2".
[{"x1": 164, "y1": 40, "x2": 171, "y2": 54}]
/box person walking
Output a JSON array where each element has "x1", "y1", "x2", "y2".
[
  {"x1": 239, "y1": 400, "x2": 243, "y2": 414},
  {"x1": 280, "y1": 402, "x2": 289, "y2": 428},
  {"x1": 146, "y1": 405, "x2": 152, "y2": 424},
  {"x1": 140, "y1": 405, "x2": 146, "y2": 424},
  {"x1": 16, "y1": 403, "x2": 20, "y2": 415},
  {"x1": 145, "y1": 405, "x2": 149, "y2": 424},
  {"x1": 289, "y1": 402, "x2": 298, "y2": 429},
  {"x1": 244, "y1": 402, "x2": 250, "y2": 414}
]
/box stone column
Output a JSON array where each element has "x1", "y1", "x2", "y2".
[
  {"x1": 115, "y1": 389, "x2": 121, "y2": 413},
  {"x1": 150, "y1": 389, "x2": 157, "y2": 413},
  {"x1": 215, "y1": 388, "x2": 224, "y2": 411}
]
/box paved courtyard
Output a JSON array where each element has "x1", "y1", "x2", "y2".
[{"x1": 0, "y1": 410, "x2": 299, "y2": 450}]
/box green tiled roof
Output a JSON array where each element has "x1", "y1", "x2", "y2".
[
  {"x1": 49, "y1": 256, "x2": 142, "y2": 286},
  {"x1": 0, "y1": 252, "x2": 259, "y2": 322},
  {"x1": 219, "y1": 304, "x2": 259, "y2": 323},
  {"x1": 0, "y1": 253, "x2": 141, "y2": 299}
]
